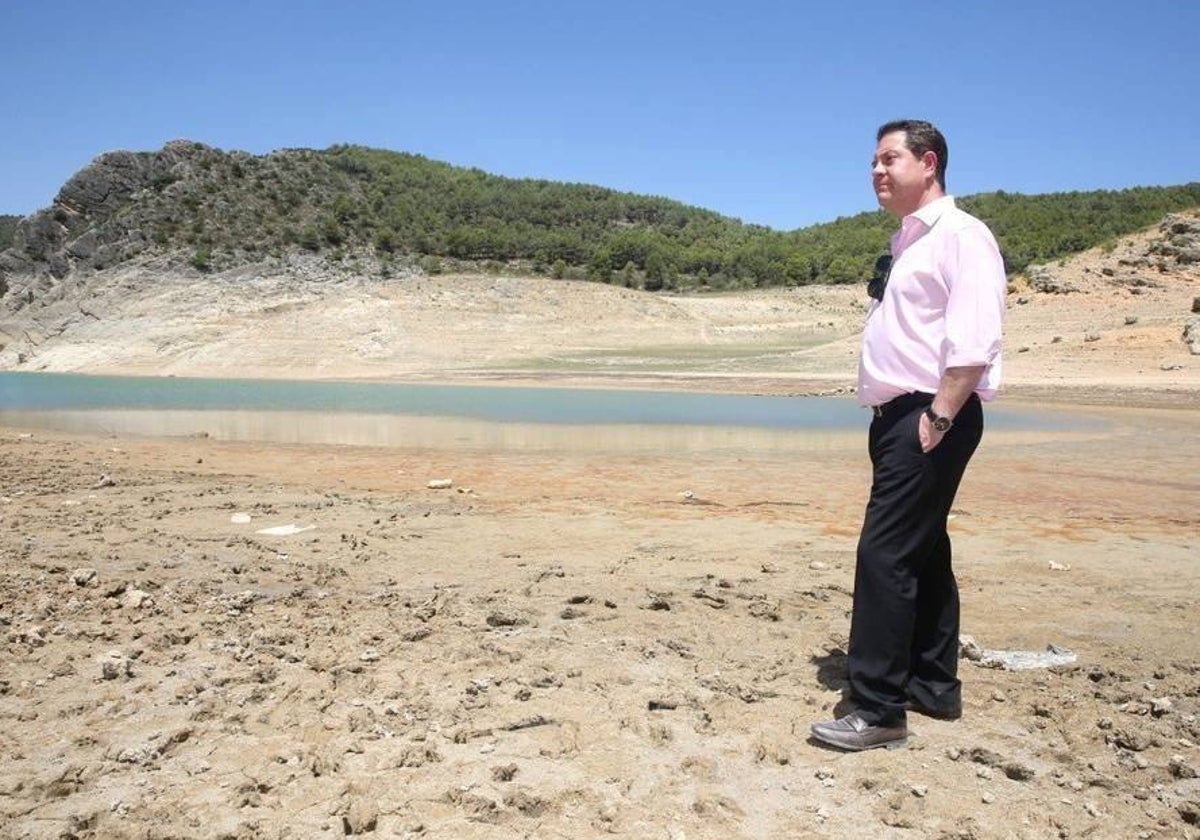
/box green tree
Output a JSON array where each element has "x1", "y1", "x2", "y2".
[{"x1": 191, "y1": 245, "x2": 213, "y2": 272}]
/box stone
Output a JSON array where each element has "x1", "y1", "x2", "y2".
[
  {"x1": 1151, "y1": 697, "x2": 1173, "y2": 717},
  {"x1": 99, "y1": 650, "x2": 133, "y2": 680},
  {"x1": 1169, "y1": 755, "x2": 1198, "y2": 779},
  {"x1": 71, "y1": 568, "x2": 98, "y2": 587},
  {"x1": 124, "y1": 589, "x2": 152, "y2": 610},
  {"x1": 342, "y1": 799, "x2": 379, "y2": 835},
  {"x1": 1183, "y1": 318, "x2": 1200, "y2": 355},
  {"x1": 1027, "y1": 264, "x2": 1078, "y2": 294}
]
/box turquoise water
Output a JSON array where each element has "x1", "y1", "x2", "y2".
[
  {"x1": 1, "y1": 372, "x2": 864, "y2": 429},
  {"x1": 0, "y1": 372, "x2": 1091, "y2": 432}
]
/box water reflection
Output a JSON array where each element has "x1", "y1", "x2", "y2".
[{"x1": 0, "y1": 409, "x2": 864, "y2": 454}]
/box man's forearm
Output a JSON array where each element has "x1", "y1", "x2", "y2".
[{"x1": 932, "y1": 365, "x2": 987, "y2": 419}]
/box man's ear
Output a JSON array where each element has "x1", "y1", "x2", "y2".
[{"x1": 921, "y1": 150, "x2": 938, "y2": 177}]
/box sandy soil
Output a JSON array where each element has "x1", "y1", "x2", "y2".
[
  {"x1": 2, "y1": 402, "x2": 1198, "y2": 840},
  {"x1": 2, "y1": 219, "x2": 1199, "y2": 839}
]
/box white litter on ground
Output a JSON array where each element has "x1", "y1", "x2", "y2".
[
  {"x1": 961, "y1": 635, "x2": 1078, "y2": 670},
  {"x1": 255, "y1": 523, "x2": 315, "y2": 536}
]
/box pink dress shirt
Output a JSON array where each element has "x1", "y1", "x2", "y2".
[{"x1": 857, "y1": 196, "x2": 1006, "y2": 407}]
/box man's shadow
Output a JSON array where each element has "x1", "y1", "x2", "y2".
[{"x1": 810, "y1": 647, "x2": 856, "y2": 718}]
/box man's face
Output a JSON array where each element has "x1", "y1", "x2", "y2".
[{"x1": 872, "y1": 131, "x2": 935, "y2": 217}]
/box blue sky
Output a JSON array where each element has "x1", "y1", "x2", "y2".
[{"x1": 2, "y1": 1, "x2": 1197, "y2": 230}]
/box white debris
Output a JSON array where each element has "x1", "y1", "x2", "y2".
[
  {"x1": 255, "y1": 523, "x2": 316, "y2": 536},
  {"x1": 960, "y1": 635, "x2": 1077, "y2": 670},
  {"x1": 230, "y1": 512, "x2": 252, "y2": 524}
]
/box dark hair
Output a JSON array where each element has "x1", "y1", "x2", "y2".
[{"x1": 877, "y1": 119, "x2": 947, "y2": 189}]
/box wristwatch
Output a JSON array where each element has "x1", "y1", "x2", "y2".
[{"x1": 924, "y1": 406, "x2": 953, "y2": 432}]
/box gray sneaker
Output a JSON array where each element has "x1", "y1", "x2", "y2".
[{"x1": 810, "y1": 712, "x2": 908, "y2": 751}]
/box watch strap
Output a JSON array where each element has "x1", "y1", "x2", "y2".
[{"x1": 924, "y1": 406, "x2": 953, "y2": 431}]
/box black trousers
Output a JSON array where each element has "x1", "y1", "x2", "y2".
[{"x1": 848, "y1": 391, "x2": 983, "y2": 726}]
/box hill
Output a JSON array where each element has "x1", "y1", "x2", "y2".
[
  {"x1": 0, "y1": 214, "x2": 19, "y2": 252},
  {"x1": 1, "y1": 198, "x2": 1197, "y2": 406},
  {"x1": 2, "y1": 141, "x2": 1199, "y2": 301}
]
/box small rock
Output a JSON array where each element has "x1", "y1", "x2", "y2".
[
  {"x1": 911, "y1": 784, "x2": 928, "y2": 798},
  {"x1": 485, "y1": 612, "x2": 526, "y2": 628},
  {"x1": 1048, "y1": 560, "x2": 1071, "y2": 571},
  {"x1": 981, "y1": 792, "x2": 996, "y2": 804},
  {"x1": 359, "y1": 649, "x2": 380, "y2": 662},
  {"x1": 426, "y1": 479, "x2": 453, "y2": 490},
  {"x1": 991, "y1": 689, "x2": 1007, "y2": 703},
  {"x1": 342, "y1": 799, "x2": 379, "y2": 835},
  {"x1": 72, "y1": 568, "x2": 98, "y2": 587},
  {"x1": 1084, "y1": 332, "x2": 1101, "y2": 343},
  {"x1": 1170, "y1": 755, "x2": 1198, "y2": 779},
  {"x1": 91, "y1": 474, "x2": 117, "y2": 489},
  {"x1": 1110, "y1": 729, "x2": 1151, "y2": 752},
  {"x1": 814, "y1": 766, "x2": 835, "y2": 781},
  {"x1": 1124, "y1": 315, "x2": 1139, "y2": 325},
  {"x1": 808, "y1": 561, "x2": 829, "y2": 571},
  {"x1": 1151, "y1": 697, "x2": 1174, "y2": 717},
  {"x1": 491, "y1": 763, "x2": 518, "y2": 782},
  {"x1": 124, "y1": 589, "x2": 152, "y2": 610},
  {"x1": 230, "y1": 513, "x2": 252, "y2": 524},
  {"x1": 99, "y1": 650, "x2": 133, "y2": 680}
]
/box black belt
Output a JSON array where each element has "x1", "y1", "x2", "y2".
[{"x1": 870, "y1": 391, "x2": 934, "y2": 419}]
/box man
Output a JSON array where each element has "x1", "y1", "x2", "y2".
[{"x1": 810, "y1": 120, "x2": 1006, "y2": 751}]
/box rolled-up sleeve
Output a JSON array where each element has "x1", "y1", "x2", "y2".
[{"x1": 941, "y1": 223, "x2": 1006, "y2": 370}]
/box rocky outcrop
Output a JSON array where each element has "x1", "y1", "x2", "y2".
[
  {"x1": 1025, "y1": 264, "x2": 1078, "y2": 294},
  {"x1": 1152, "y1": 214, "x2": 1200, "y2": 265},
  {"x1": 1, "y1": 142, "x2": 212, "y2": 280}
]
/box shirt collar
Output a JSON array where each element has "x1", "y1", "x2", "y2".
[{"x1": 906, "y1": 195, "x2": 956, "y2": 229}]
